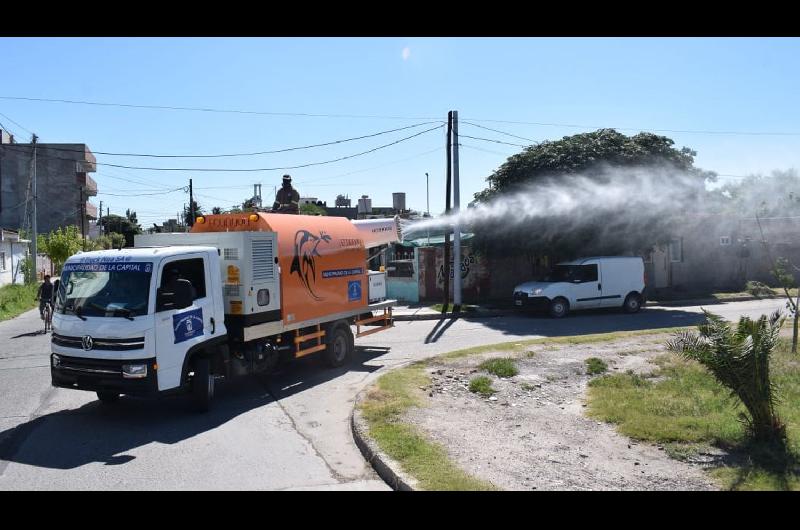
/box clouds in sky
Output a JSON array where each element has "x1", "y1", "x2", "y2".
[{"x1": 402, "y1": 47, "x2": 411, "y2": 61}]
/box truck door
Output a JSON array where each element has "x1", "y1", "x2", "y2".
[
  {"x1": 570, "y1": 263, "x2": 603, "y2": 309},
  {"x1": 599, "y1": 261, "x2": 625, "y2": 307},
  {"x1": 154, "y1": 254, "x2": 215, "y2": 390}
]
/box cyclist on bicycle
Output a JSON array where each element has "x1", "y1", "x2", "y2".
[{"x1": 36, "y1": 275, "x2": 54, "y2": 321}]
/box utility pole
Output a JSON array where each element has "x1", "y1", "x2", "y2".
[
  {"x1": 188, "y1": 178, "x2": 195, "y2": 227},
  {"x1": 452, "y1": 110, "x2": 462, "y2": 312},
  {"x1": 30, "y1": 134, "x2": 38, "y2": 283},
  {"x1": 79, "y1": 185, "x2": 85, "y2": 249},
  {"x1": 425, "y1": 172, "x2": 430, "y2": 246},
  {"x1": 442, "y1": 112, "x2": 453, "y2": 313},
  {"x1": 98, "y1": 200, "x2": 103, "y2": 236}
]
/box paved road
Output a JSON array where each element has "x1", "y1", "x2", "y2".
[{"x1": 0, "y1": 298, "x2": 787, "y2": 490}]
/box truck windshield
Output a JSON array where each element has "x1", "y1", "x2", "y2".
[{"x1": 57, "y1": 261, "x2": 153, "y2": 318}]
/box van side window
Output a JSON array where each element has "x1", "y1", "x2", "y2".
[
  {"x1": 579, "y1": 264, "x2": 598, "y2": 282},
  {"x1": 161, "y1": 258, "x2": 207, "y2": 300}
]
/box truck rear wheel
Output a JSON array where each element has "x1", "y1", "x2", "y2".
[
  {"x1": 324, "y1": 324, "x2": 354, "y2": 368},
  {"x1": 191, "y1": 357, "x2": 215, "y2": 413}
]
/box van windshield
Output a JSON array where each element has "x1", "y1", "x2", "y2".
[
  {"x1": 57, "y1": 261, "x2": 153, "y2": 318},
  {"x1": 543, "y1": 265, "x2": 580, "y2": 282}
]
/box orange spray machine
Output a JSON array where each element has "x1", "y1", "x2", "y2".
[{"x1": 190, "y1": 212, "x2": 401, "y2": 325}]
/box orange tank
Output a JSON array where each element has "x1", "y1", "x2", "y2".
[{"x1": 192, "y1": 213, "x2": 390, "y2": 325}]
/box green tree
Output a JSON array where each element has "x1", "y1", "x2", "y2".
[
  {"x1": 300, "y1": 202, "x2": 326, "y2": 216},
  {"x1": 183, "y1": 200, "x2": 204, "y2": 226},
  {"x1": 211, "y1": 206, "x2": 223, "y2": 215},
  {"x1": 99, "y1": 214, "x2": 141, "y2": 247},
  {"x1": 475, "y1": 128, "x2": 714, "y2": 203},
  {"x1": 668, "y1": 310, "x2": 786, "y2": 444},
  {"x1": 39, "y1": 225, "x2": 84, "y2": 272},
  {"x1": 92, "y1": 232, "x2": 126, "y2": 250}
]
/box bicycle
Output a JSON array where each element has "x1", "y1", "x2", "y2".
[{"x1": 42, "y1": 301, "x2": 53, "y2": 334}]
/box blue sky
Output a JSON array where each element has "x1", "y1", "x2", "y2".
[{"x1": 1, "y1": 37, "x2": 798, "y2": 227}]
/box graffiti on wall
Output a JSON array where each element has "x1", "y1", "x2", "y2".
[{"x1": 437, "y1": 254, "x2": 476, "y2": 282}]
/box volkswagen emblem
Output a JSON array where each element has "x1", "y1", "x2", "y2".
[{"x1": 82, "y1": 335, "x2": 93, "y2": 351}]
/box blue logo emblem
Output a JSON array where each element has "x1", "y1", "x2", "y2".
[
  {"x1": 348, "y1": 280, "x2": 362, "y2": 302},
  {"x1": 173, "y1": 308, "x2": 203, "y2": 344}
]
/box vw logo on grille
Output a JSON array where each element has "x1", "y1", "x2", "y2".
[{"x1": 82, "y1": 335, "x2": 93, "y2": 351}]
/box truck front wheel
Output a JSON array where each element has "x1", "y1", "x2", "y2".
[
  {"x1": 191, "y1": 357, "x2": 215, "y2": 413},
  {"x1": 324, "y1": 324, "x2": 354, "y2": 368}
]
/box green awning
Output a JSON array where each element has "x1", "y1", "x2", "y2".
[{"x1": 399, "y1": 233, "x2": 474, "y2": 247}]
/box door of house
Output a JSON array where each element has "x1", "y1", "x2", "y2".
[{"x1": 653, "y1": 246, "x2": 669, "y2": 288}]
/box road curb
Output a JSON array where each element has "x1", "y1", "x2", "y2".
[
  {"x1": 350, "y1": 390, "x2": 418, "y2": 491},
  {"x1": 392, "y1": 296, "x2": 785, "y2": 320}
]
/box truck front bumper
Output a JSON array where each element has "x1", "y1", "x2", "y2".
[{"x1": 51, "y1": 354, "x2": 159, "y2": 396}]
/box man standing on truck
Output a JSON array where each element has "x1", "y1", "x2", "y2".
[
  {"x1": 272, "y1": 174, "x2": 300, "y2": 214},
  {"x1": 36, "y1": 274, "x2": 54, "y2": 320}
]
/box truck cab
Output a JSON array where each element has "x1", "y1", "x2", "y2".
[{"x1": 51, "y1": 246, "x2": 227, "y2": 403}]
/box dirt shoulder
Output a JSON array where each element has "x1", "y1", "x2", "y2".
[{"x1": 401, "y1": 333, "x2": 716, "y2": 490}]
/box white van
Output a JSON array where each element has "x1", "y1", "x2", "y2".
[{"x1": 512, "y1": 256, "x2": 646, "y2": 318}]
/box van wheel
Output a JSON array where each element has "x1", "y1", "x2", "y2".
[
  {"x1": 324, "y1": 324, "x2": 354, "y2": 368},
  {"x1": 191, "y1": 357, "x2": 214, "y2": 413},
  {"x1": 549, "y1": 297, "x2": 569, "y2": 318},
  {"x1": 96, "y1": 391, "x2": 120, "y2": 403},
  {"x1": 623, "y1": 293, "x2": 643, "y2": 314}
]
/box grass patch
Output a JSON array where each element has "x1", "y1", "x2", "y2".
[
  {"x1": 359, "y1": 364, "x2": 495, "y2": 490},
  {"x1": 438, "y1": 327, "x2": 689, "y2": 362},
  {"x1": 0, "y1": 283, "x2": 39, "y2": 321},
  {"x1": 478, "y1": 357, "x2": 519, "y2": 378},
  {"x1": 585, "y1": 357, "x2": 608, "y2": 375},
  {"x1": 586, "y1": 339, "x2": 800, "y2": 490},
  {"x1": 469, "y1": 376, "x2": 496, "y2": 397}
]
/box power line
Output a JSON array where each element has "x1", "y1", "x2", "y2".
[
  {"x1": 14, "y1": 121, "x2": 442, "y2": 158},
  {"x1": 458, "y1": 134, "x2": 528, "y2": 148},
  {"x1": 297, "y1": 146, "x2": 444, "y2": 185},
  {"x1": 460, "y1": 143, "x2": 517, "y2": 157},
  {"x1": 461, "y1": 121, "x2": 537, "y2": 143},
  {"x1": 0, "y1": 124, "x2": 444, "y2": 172},
  {"x1": 0, "y1": 95, "x2": 440, "y2": 121},
  {"x1": 462, "y1": 117, "x2": 800, "y2": 137},
  {"x1": 0, "y1": 111, "x2": 34, "y2": 136}
]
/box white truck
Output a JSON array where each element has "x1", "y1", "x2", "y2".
[
  {"x1": 50, "y1": 213, "x2": 400, "y2": 411},
  {"x1": 512, "y1": 256, "x2": 646, "y2": 318}
]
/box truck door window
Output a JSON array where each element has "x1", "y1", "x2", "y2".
[{"x1": 161, "y1": 258, "x2": 207, "y2": 300}]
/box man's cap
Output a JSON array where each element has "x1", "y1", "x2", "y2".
[{"x1": 282, "y1": 174, "x2": 292, "y2": 181}]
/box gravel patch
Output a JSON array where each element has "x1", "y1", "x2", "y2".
[{"x1": 403, "y1": 334, "x2": 717, "y2": 490}]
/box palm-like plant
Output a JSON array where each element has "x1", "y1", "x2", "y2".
[{"x1": 667, "y1": 310, "x2": 786, "y2": 443}]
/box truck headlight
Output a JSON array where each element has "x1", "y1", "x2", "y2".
[
  {"x1": 122, "y1": 363, "x2": 148, "y2": 379},
  {"x1": 52, "y1": 354, "x2": 61, "y2": 368}
]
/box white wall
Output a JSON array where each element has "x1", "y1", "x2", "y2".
[{"x1": 0, "y1": 240, "x2": 28, "y2": 286}]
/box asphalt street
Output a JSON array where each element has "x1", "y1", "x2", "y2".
[{"x1": 0, "y1": 298, "x2": 787, "y2": 490}]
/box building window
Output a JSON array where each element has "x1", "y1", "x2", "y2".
[
  {"x1": 669, "y1": 238, "x2": 683, "y2": 263},
  {"x1": 720, "y1": 236, "x2": 732, "y2": 246},
  {"x1": 0, "y1": 252, "x2": 5, "y2": 271}
]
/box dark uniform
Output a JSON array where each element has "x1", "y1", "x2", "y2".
[{"x1": 273, "y1": 175, "x2": 300, "y2": 214}]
